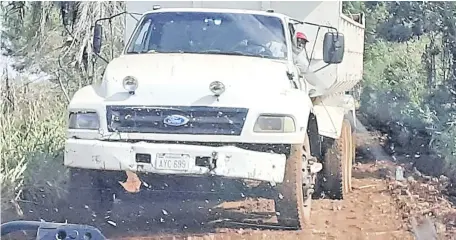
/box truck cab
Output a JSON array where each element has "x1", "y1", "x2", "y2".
[{"x1": 64, "y1": 2, "x2": 364, "y2": 230}]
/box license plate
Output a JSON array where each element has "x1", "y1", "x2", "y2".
[{"x1": 155, "y1": 153, "x2": 190, "y2": 171}]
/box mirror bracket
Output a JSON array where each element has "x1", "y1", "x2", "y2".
[
  {"x1": 90, "y1": 11, "x2": 143, "y2": 63},
  {"x1": 290, "y1": 19, "x2": 345, "y2": 65}
]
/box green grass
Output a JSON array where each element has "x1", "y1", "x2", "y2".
[{"x1": 1, "y1": 84, "x2": 68, "y2": 219}]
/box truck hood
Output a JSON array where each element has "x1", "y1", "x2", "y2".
[{"x1": 101, "y1": 53, "x2": 292, "y2": 99}]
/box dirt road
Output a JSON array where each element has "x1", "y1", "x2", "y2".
[
  {"x1": 11, "y1": 125, "x2": 438, "y2": 240},
  {"x1": 60, "y1": 129, "x2": 416, "y2": 239},
  {"x1": 103, "y1": 161, "x2": 413, "y2": 240},
  {"x1": 4, "y1": 160, "x2": 419, "y2": 240}
]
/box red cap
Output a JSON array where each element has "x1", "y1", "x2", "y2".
[{"x1": 296, "y1": 32, "x2": 309, "y2": 43}]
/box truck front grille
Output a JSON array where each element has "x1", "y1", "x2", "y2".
[{"x1": 106, "y1": 105, "x2": 248, "y2": 135}]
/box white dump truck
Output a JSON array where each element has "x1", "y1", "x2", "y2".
[{"x1": 64, "y1": 1, "x2": 365, "y2": 229}]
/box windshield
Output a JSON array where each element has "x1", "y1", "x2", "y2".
[{"x1": 126, "y1": 11, "x2": 288, "y2": 60}]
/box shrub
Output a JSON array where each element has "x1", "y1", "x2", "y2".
[{"x1": 1, "y1": 83, "x2": 67, "y2": 218}]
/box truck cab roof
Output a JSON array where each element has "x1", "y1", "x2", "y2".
[{"x1": 141, "y1": 7, "x2": 289, "y2": 20}]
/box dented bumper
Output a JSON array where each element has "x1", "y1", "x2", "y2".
[{"x1": 64, "y1": 139, "x2": 287, "y2": 183}]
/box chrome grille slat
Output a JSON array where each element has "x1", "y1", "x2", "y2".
[{"x1": 106, "y1": 106, "x2": 248, "y2": 135}]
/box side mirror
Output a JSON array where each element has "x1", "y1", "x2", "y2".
[
  {"x1": 323, "y1": 32, "x2": 345, "y2": 64},
  {"x1": 92, "y1": 23, "x2": 103, "y2": 55}
]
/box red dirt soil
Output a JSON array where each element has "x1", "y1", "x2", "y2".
[{"x1": 113, "y1": 166, "x2": 414, "y2": 240}]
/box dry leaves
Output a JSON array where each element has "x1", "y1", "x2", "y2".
[{"x1": 387, "y1": 169, "x2": 456, "y2": 239}]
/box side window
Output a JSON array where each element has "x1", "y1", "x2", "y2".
[
  {"x1": 288, "y1": 22, "x2": 301, "y2": 56},
  {"x1": 131, "y1": 19, "x2": 152, "y2": 52},
  {"x1": 288, "y1": 23, "x2": 296, "y2": 47}
]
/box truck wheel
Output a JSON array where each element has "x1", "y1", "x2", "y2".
[
  {"x1": 347, "y1": 128, "x2": 353, "y2": 192},
  {"x1": 274, "y1": 144, "x2": 308, "y2": 229},
  {"x1": 321, "y1": 119, "x2": 353, "y2": 199},
  {"x1": 66, "y1": 168, "x2": 116, "y2": 216},
  {"x1": 347, "y1": 113, "x2": 357, "y2": 164}
]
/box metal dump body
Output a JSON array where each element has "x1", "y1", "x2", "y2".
[{"x1": 125, "y1": 1, "x2": 365, "y2": 97}]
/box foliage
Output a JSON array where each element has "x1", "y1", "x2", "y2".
[
  {"x1": 0, "y1": 85, "x2": 67, "y2": 216},
  {"x1": 348, "y1": 2, "x2": 456, "y2": 175},
  {"x1": 361, "y1": 39, "x2": 430, "y2": 128},
  {"x1": 0, "y1": 1, "x2": 125, "y2": 219}
]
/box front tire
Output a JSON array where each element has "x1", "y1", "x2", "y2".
[{"x1": 274, "y1": 144, "x2": 306, "y2": 229}]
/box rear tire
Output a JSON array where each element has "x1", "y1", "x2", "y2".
[
  {"x1": 274, "y1": 144, "x2": 306, "y2": 229},
  {"x1": 321, "y1": 119, "x2": 352, "y2": 199},
  {"x1": 352, "y1": 128, "x2": 357, "y2": 164},
  {"x1": 347, "y1": 113, "x2": 357, "y2": 164},
  {"x1": 346, "y1": 125, "x2": 353, "y2": 192}
]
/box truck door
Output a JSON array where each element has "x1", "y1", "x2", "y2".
[{"x1": 288, "y1": 21, "x2": 306, "y2": 91}]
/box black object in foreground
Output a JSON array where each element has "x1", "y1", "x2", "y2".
[{"x1": 1, "y1": 220, "x2": 107, "y2": 240}]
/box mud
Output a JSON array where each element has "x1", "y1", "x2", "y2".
[{"x1": 101, "y1": 164, "x2": 415, "y2": 240}]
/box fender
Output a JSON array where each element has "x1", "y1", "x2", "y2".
[
  {"x1": 68, "y1": 85, "x2": 104, "y2": 110},
  {"x1": 312, "y1": 93, "x2": 356, "y2": 139},
  {"x1": 298, "y1": 92, "x2": 315, "y2": 135}
]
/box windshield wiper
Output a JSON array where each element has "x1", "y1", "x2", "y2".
[
  {"x1": 126, "y1": 49, "x2": 162, "y2": 54},
  {"x1": 126, "y1": 50, "x2": 147, "y2": 54},
  {"x1": 199, "y1": 50, "x2": 265, "y2": 58},
  {"x1": 146, "y1": 50, "x2": 185, "y2": 54},
  {"x1": 127, "y1": 50, "x2": 187, "y2": 54}
]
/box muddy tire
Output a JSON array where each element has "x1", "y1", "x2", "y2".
[
  {"x1": 350, "y1": 118, "x2": 357, "y2": 165},
  {"x1": 347, "y1": 128, "x2": 353, "y2": 192},
  {"x1": 321, "y1": 119, "x2": 353, "y2": 199},
  {"x1": 274, "y1": 144, "x2": 306, "y2": 229},
  {"x1": 66, "y1": 168, "x2": 117, "y2": 215},
  {"x1": 345, "y1": 113, "x2": 357, "y2": 164},
  {"x1": 352, "y1": 131, "x2": 356, "y2": 163},
  {"x1": 301, "y1": 133, "x2": 313, "y2": 224}
]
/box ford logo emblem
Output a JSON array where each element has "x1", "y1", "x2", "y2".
[{"x1": 163, "y1": 115, "x2": 189, "y2": 126}]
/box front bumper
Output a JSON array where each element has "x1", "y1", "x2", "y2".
[{"x1": 64, "y1": 139, "x2": 287, "y2": 183}]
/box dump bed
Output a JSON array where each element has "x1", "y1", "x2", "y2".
[{"x1": 125, "y1": 1, "x2": 365, "y2": 97}]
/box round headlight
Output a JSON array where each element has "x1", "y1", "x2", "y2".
[
  {"x1": 209, "y1": 81, "x2": 225, "y2": 96},
  {"x1": 123, "y1": 76, "x2": 138, "y2": 93}
]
